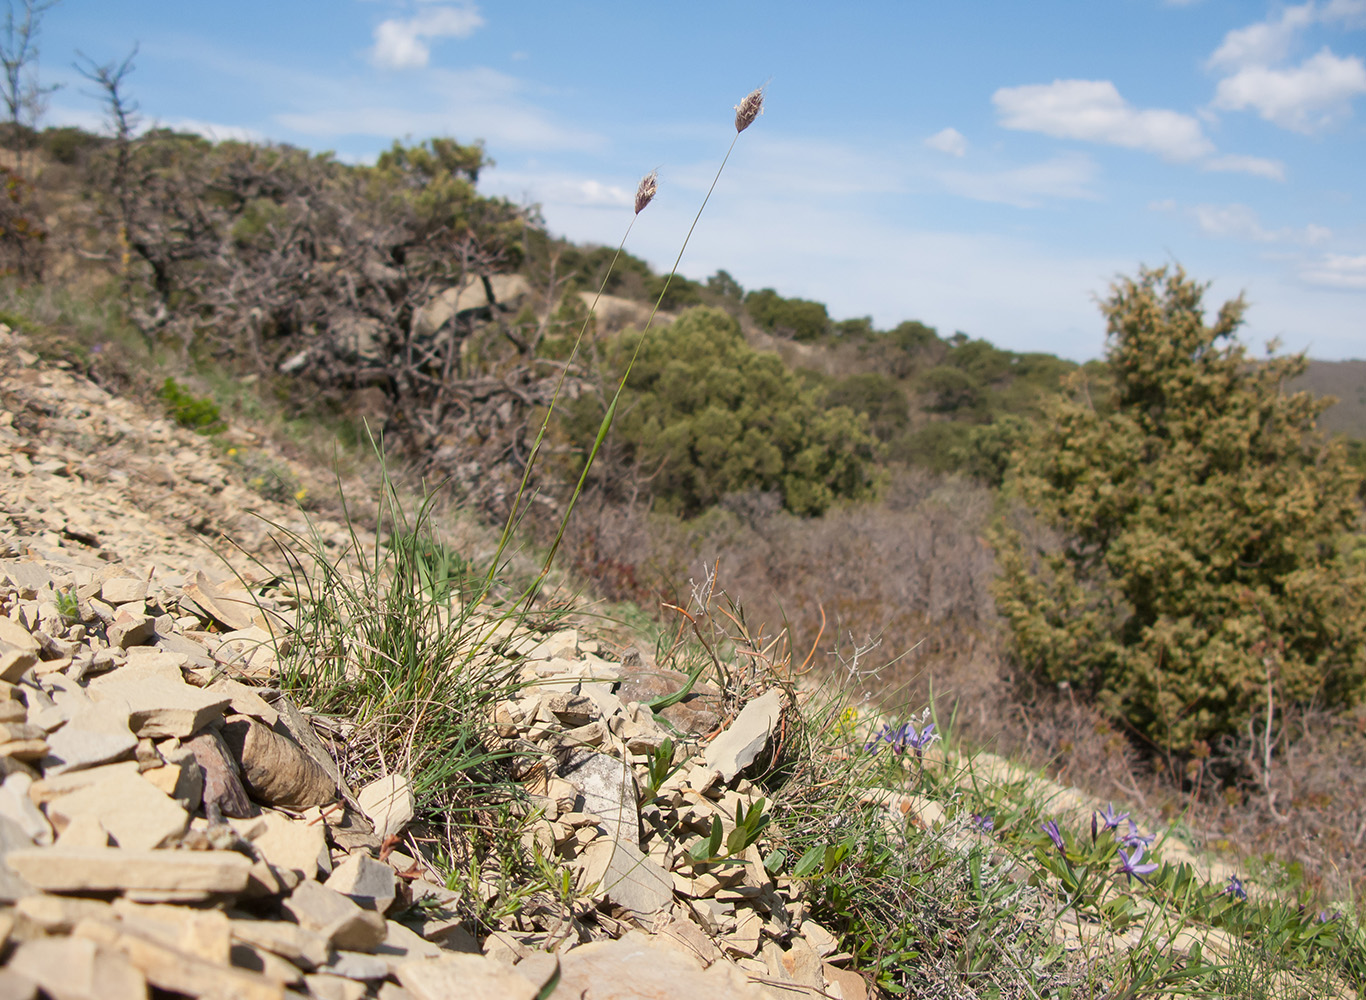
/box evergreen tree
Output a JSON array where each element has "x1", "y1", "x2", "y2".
[{"x1": 993, "y1": 266, "x2": 1366, "y2": 754}]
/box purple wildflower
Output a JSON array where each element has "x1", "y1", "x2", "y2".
[
  {"x1": 1317, "y1": 910, "x2": 1340, "y2": 924},
  {"x1": 865, "y1": 720, "x2": 938, "y2": 757},
  {"x1": 1225, "y1": 874, "x2": 1247, "y2": 901},
  {"x1": 1041, "y1": 820, "x2": 1065, "y2": 854},
  {"x1": 1120, "y1": 818, "x2": 1154, "y2": 849},
  {"x1": 1096, "y1": 803, "x2": 1129, "y2": 833},
  {"x1": 1115, "y1": 843, "x2": 1159, "y2": 884},
  {"x1": 971, "y1": 813, "x2": 994, "y2": 833},
  {"x1": 864, "y1": 723, "x2": 895, "y2": 753}
]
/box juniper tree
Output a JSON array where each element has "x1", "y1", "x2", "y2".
[{"x1": 993, "y1": 266, "x2": 1366, "y2": 755}]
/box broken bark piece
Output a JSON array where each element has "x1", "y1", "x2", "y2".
[
  {"x1": 270, "y1": 694, "x2": 350, "y2": 800},
  {"x1": 220, "y1": 716, "x2": 337, "y2": 810},
  {"x1": 184, "y1": 728, "x2": 254, "y2": 819}
]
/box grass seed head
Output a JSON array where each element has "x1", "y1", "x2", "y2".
[
  {"x1": 734, "y1": 87, "x2": 765, "y2": 133},
  {"x1": 634, "y1": 170, "x2": 658, "y2": 215}
]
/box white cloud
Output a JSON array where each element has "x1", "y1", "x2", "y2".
[
  {"x1": 1319, "y1": 0, "x2": 1366, "y2": 28},
  {"x1": 1212, "y1": 48, "x2": 1366, "y2": 132},
  {"x1": 1300, "y1": 253, "x2": 1366, "y2": 289},
  {"x1": 924, "y1": 127, "x2": 967, "y2": 157},
  {"x1": 489, "y1": 170, "x2": 633, "y2": 210},
  {"x1": 274, "y1": 66, "x2": 602, "y2": 152},
  {"x1": 993, "y1": 79, "x2": 1214, "y2": 161},
  {"x1": 372, "y1": 4, "x2": 484, "y2": 70},
  {"x1": 44, "y1": 104, "x2": 265, "y2": 144},
  {"x1": 935, "y1": 153, "x2": 1099, "y2": 208},
  {"x1": 1189, "y1": 202, "x2": 1331, "y2": 244},
  {"x1": 1201, "y1": 153, "x2": 1287, "y2": 181},
  {"x1": 1207, "y1": 4, "x2": 1316, "y2": 71},
  {"x1": 160, "y1": 118, "x2": 266, "y2": 144}
]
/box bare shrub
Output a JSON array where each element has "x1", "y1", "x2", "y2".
[{"x1": 560, "y1": 468, "x2": 1006, "y2": 717}]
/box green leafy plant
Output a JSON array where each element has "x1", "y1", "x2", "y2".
[
  {"x1": 688, "y1": 797, "x2": 771, "y2": 863},
  {"x1": 993, "y1": 265, "x2": 1366, "y2": 755},
  {"x1": 157, "y1": 377, "x2": 226, "y2": 434}
]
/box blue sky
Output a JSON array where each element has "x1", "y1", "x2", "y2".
[{"x1": 37, "y1": 0, "x2": 1366, "y2": 360}]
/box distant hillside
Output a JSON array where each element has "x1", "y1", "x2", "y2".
[{"x1": 1290, "y1": 360, "x2": 1366, "y2": 439}]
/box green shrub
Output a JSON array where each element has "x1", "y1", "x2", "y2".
[
  {"x1": 992, "y1": 266, "x2": 1366, "y2": 755},
  {"x1": 744, "y1": 287, "x2": 831, "y2": 342},
  {"x1": 823, "y1": 372, "x2": 908, "y2": 442},
  {"x1": 564, "y1": 308, "x2": 880, "y2": 516},
  {"x1": 157, "y1": 377, "x2": 227, "y2": 434}
]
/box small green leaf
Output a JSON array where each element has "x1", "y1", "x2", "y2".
[{"x1": 793, "y1": 845, "x2": 824, "y2": 878}]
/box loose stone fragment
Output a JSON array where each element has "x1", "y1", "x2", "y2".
[
  {"x1": 230, "y1": 918, "x2": 332, "y2": 971},
  {"x1": 4, "y1": 845, "x2": 253, "y2": 895},
  {"x1": 139, "y1": 739, "x2": 204, "y2": 813},
  {"x1": 184, "y1": 728, "x2": 255, "y2": 818},
  {"x1": 397, "y1": 953, "x2": 539, "y2": 1000},
  {"x1": 576, "y1": 837, "x2": 674, "y2": 922},
  {"x1": 101, "y1": 577, "x2": 148, "y2": 605},
  {"x1": 356, "y1": 774, "x2": 414, "y2": 841},
  {"x1": 561, "y1": 750, "x2": 640, "y2": 846},
  {"x1": 181, "y1": 571, "x2": 257, "y2": 631},
  {"x1": 229, "y1": 941, "x2": 306, "y2": 986},
  {"x1": 704, "y1": 688, "x2": 784, "y2": 783},
  {"x1": 41, "y1": 701, "x2": 139, "y2": 776},
  {"x1": 89, "y1": 666, "x2": 231, "y2": 739},
  {"x1": 282, "y1": 878, "x2": 388, "y2": 953},
  {"x1": 43, "y1": 766, "x2": 189, "y2": 850},
  {"x1": 0, "y1": 618, "x2": 40, "y2": 683},
  {"x1": 110, "y1": 898, "x2": 233, "y2": 964},
  {"x1": 231, "y1": 809, "x2": 328, "y2": 878},
  {"x1": 14, "y1": 893, "x2": 114, "y2": 932},
  {"x1": 6, "y1": 935, "x2": 146, "y2": 1000},
  {"x1": 325, "y1": 850, "x2": 398, "y2": 913},
  {"x1": 556, "y1": 933, "x2": 769, "y2": 999},
  {"x1": 75, "y1": 917, "x2": 285, "y2": 1000},
  {"x1": 305, "y1": 974, "x2": 368, "y2": 1000},
  {"x1": 106, "y1": 611, "x2": 155, "y2": 650},
  {"x1": 0, "y1": 772, "x2": 52, "y2": 845},
  {"x1": 0, "y1": 968, "x2": 36, "y2": 1000},
  {"x1": 205, "y1": 677, "x2": 280, "y2": 725}
]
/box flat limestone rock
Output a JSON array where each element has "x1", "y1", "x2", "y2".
[
  {"x1": 181, "y1": 571, "x2": 257, "y2": 632},
  {"x1": 206, "y1": 677, "x2": 280, "y2": 725},
  {"x1": 76, "y1": 918, "x2": 284, "y2": 1000},
  {"x1": 577, "y1": 837, "x2": 673, "y2": 923},
  {"x1": 100, "y1": 577, "x2": 147, "y2": 605},
  {"x1": 0, "y1": 813, "x2": 37, "y2": 901},
  {"x1": 704, "y1": 689, "x2": 784, "y2": 783},
  {"x1": 325, "y1": 850, "x2": 398, "y2": 913},
  {"x1": 230, "y1": 809, "x2": 328, "y2": 878},
  {"x1": 0, "y1": 618, "x2": 39, "y2": 683},
  {"x1": 6, "y1": 935, "x2": 146, "y2": 1000},
  {"x1": 561, "y1": 750, "x2": 640, "y2": 846},
  {"x1": 356, "y1": 774, "x2": 413, "y2": 842},
  {"x1": 0, "y1": 772, "x2": 52, "y2": 846},
  {"x1": 43, "y1": 767, "x2": 189, "y2": 850},
  {"x1": 230, "y1": 918, "x2": 332, "y2": 971},
  {"x1": 283, "y1": 878, "x2": 388, "y2": 953},
  {"x1": 5, "y1": 845, "x2": 253, "y2": 895},
  {"x1": 40, "y1": 701, "x2": 139, "y2": 776},
  {"x1": 397, "y1": 953, "x2": 538, "y2": 1000},
  {"x1": 89, "y1": 668, "x2": 230, "y2": 739},
  {"x1": 556, "y1": 933, "x2": 769, "y2": 1000}
]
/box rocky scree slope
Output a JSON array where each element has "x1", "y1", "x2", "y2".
[
  {"x1": 0, "y1": 322, "x2": 882, "y2": 999},
  {"x1": 0, "y1": 321, "x2": 1284, "y2": 999}
]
